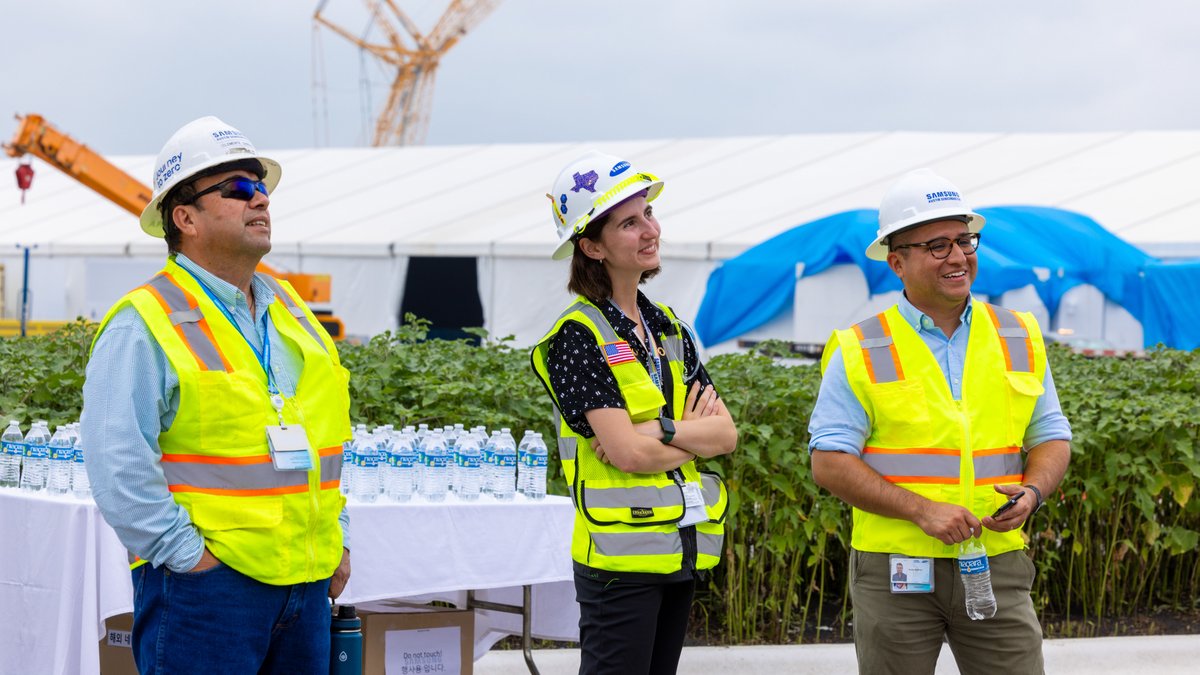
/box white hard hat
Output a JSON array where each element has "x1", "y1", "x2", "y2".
[
  {"x1": 866, "y1": 168, "x2": 985, "y2": 261},
  {"x1": 139, "y1": 116, "x2": 281, "y2": 238},
  {"x1": 547, "y1": 150, "x2": 664, "y2": 260}
]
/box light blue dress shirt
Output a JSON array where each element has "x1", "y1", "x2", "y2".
[
  {"x1": 808, "y1": 294, "x2": 1072, "y2": 455},
  {"x1": 81, "y1": 254, "x2": 349, "y2": 573}
]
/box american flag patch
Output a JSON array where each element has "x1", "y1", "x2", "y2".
[{"x1": 602, "y1": 341, "x2": 637, "y2": 366}]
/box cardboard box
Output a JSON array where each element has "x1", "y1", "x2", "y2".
[
  {"x1": 97, "y1": 612, "x2": 137, "y2": 675},
  {"x1": 361, "y1": 606, "x2": 474, "y2": 675}
]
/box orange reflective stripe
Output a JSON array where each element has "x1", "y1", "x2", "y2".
[
  {"x1": 317, "y1": 445, "x2": 342, "y2": 457},
  {"x1": 984, "y1": 304, "x2": 1034, "y2": 373},
  {"x1": 975, "y1": 474, "x2": 1023, "y2": 486},
  {"x1": 854, "y1": 313, "x2": 904, "y2": 384},
  {"x1": 319, "y1": 479, "x2": 340, "y2": 491},
  {"x1": 973, "y1": 446, "x2": 1021, "y2": 457},
  {"x1": 140, "y1": 276, "x2": 232, "y2": 373},
  {"x1": 168, "y1": 483, "x2": 312, "y2": 497},
  {"x1": 882, "y1": 475, "x2": 959, "y2": 485},
  {"x1": 863, "y1": 446, "x2": 960, "y2": 456},
  {"x1": 162, "y1": 452, "x2": 272, "y2": 465}
]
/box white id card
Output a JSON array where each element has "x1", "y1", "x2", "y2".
[
  {"x1": 888, "y1": 554, "x2": 934, "y2": 593},
  {"x1": 677, "y1": 482, "x2": 708, "y2": 528},
  {"x1": 266, "y1": 425, "x2": 313, "y2": 471}
]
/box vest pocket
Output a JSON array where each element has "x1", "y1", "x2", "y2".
[
  {"x1": 197, "y1": 370, "x2": 270, "y2": 452},
  {"x1": 579, "y1": 479, "x2": 685, "y2": 526},
  {"x1": 1004, "y1": 371, "x2": 1044, "y2": 443},
  {"x1": 187, "y1": 493, "x2": 284, "y2": 532},
  {"x1": 866, "y1": 380, "x2": 933, "y2": 447}
]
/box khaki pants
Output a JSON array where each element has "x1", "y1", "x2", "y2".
[{"x1": 850, "y1": 548, "x2": 1044, "y2": 675}]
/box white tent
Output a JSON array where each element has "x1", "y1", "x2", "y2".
[{"x1": 2, "y1": 131, "x2": 1199, "y2": 345}]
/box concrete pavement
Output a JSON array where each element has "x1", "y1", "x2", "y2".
[{"x1": 474, "y1": 635, "x2": 1200, "y2": 674}]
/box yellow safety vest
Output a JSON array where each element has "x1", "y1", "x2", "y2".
[
  {"x1": 531, "y1": 297, "x2": 728, "y2": 574},
  {"x1": 93, "y1": 258, "x2": 351, "y2": 584},
  {"x1": 822, "y1": 300, "x2": 1046, "y2": 558}
]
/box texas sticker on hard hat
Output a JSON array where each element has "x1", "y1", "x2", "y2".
[
  {"x1": 888, "y1": 554, "x2": 933, "y2": 593},
  {"x1": 266, "y1": 424, "x2": 313, "y2": 471}
]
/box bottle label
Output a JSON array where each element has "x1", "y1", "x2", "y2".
[
  {"x1": 958, "y1": 554, "x2": 989, "y2": 575},
  {"x1": 2, "y1": 441, "x2": 23, "y2": 457},
  {"x1": 28, "y1": 444, "x2": 49, "y2": 459},
  {"x1": 496, "y1": 454, "x2": 516, "y2": 467},
  {"x1": 49, "y1": 446, "x2": 74, "y2": 461},
  {"x1": 533, "y1": 455, "x2": 547, "y2": 468},
  {"x1": 74, "y1": 449, "x2": 86, "y2": 464}
]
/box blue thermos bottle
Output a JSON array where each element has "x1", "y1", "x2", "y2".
[{"x1": 330, "y1": 604, "x2": 363, "y2": 674}]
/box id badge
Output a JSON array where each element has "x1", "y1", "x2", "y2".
[
  {"x1": 888, "y1": 554, "x2": 934, "y2": 593},
  {"x1": 266, "y1": 424, "x2": 313, "y2": 471},
  {"x1": 677, "y1": 482, "x2": 708, "y2": 528}
]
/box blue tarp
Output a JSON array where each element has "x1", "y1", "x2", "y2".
[{"x1": 694, "y1": 206, "x2": 1200, "y2": 350}]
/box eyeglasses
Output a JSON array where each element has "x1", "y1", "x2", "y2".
[
  {"x1": 890, "y1": 232, "x2": 981, "y2": 259},
  {"x1": 186, "y1": 176, "x2": 268, "y2": 204}
]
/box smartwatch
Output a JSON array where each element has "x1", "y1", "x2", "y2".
[{"x1": 658, "y1": 416, "x2": 676, "y2": 444}]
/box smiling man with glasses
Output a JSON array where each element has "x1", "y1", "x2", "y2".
[
  {"x1": 807, "y1": 169, "x2": 1072, "y2": 674},
  {"x1": 81, "y1": 117, "x2": 353, "y2": 674}
]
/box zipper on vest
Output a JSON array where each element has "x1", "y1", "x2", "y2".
[
  {"x1": 957, "y1": 399, "x2": 972, "y2": 520},
  {"x1": 672, "y1": 468, "x2": 698, "y2": 573}
]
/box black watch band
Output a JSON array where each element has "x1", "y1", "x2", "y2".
[
  {"x1": 1023, "y1": 484, "x2": 1044, "y2": 514},
  {"x1": 658, "y1": 416, "x2": 676, "y2": 444}
]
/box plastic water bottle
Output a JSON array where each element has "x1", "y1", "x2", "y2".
[
  {"x1": 492, "y1": 429, "x2": 517, "y2": 501},
  {"x1": 340, "y1": 426, "x2": 357, "y2": 497},
  {"x1": 387, "y1": 433, "x2": 416, "y2": 502},
  {"x1": 455, "y1": 434, "x2": 483, "y2": 501},
  {"x1": 71, "y1": 424, "x2": 91, "y2": 499},
  {"x1": 19, "y1": 421, "x2": 50, "y2": 492},
  {"x1": 481, "y1": 430, "x2": 497, "y2": 495},
  {"x1": 373, "y1": 427, "x2": 393, "y2": 500},
  {"x1": 329, "y1": 605, "x2": 363, "y2": 675},
  {"x1": 526, "y1": 433, "x2": 548, "y2": 501},
  {"x1": 516, "y1": 430, "x2": 534, "y2": 496},
  {"x1": 46, "y1": 426, "x2": 74, "y2": 495},
  {"x1": 959, "y1": 535, "x2": 998, "y2": 620},
  {"x1": 351, "y1": 427, "x2": 380, "y2": 503},
  {"x1": 0, "y1": 420, "x2": 23, "y2": 488},
  {"x1": 419, "y1": 430, "x2": 449, "y2": 502},
  {"x1": 443, "y1": 425, "x2": 459, "y2": 494}
]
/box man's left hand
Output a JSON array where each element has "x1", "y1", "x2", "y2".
[
  {"x1": 329, "y1": 547, "x2": 351, "y2": 599},
  {"x1": 981, "y1": 484, "x2": 1035, "y2": 533}
]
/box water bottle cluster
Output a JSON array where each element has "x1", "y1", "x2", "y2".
[
  {"x1": 2, "y1": 419, "x2": 91, "y2": 499},
  {"x1": 341, "y1": 423, "x2": 549, "y2": 504}
]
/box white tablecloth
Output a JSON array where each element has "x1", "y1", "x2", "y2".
[{"x1": 0, "y1": 488, "x2": 579, "y2": 675}]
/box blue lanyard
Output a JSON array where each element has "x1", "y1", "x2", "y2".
[{"x1": 181, "y1": 268, "x2": 278, "y2": 396}]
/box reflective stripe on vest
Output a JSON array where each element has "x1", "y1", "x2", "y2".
[
  {"x1": 592, "y1": 530, "x2": 683, "y2": 558},
  {"x1": 583, "y1": 484, "x2": 682, "y2": 510},
  {"x1": 558, "y1": 435, "x2": 577, "y2": 461},
  {"x1": 700, "y1": 473, "x2": 722, "y2": 509},
  {"x1": 142, "y1": 274, "x2": 231, "y2": 372},
  {"x1": 983, "y1": 303, "x2": 1034, "y2": 373},
  {"x1": 697, "y1": 531, "x2": 723, "y2": 559},
  {"x1": 560, "y1": 301, "x2": 619, "y2": 342},
  {"x1": 863, "y1": 446, "x2": 1024, "y2": 485},
  {"x1": 973, "y1": 446, "x2": 1023, "y2": 484},
  {"x1": 161, "y1": 446, "x2": 343, "y2": 496},
  {"x1": 853, "y1": 313, "x2": 904, "y2": 384}
]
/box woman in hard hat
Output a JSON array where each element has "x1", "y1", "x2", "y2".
[{"x1": 531, "y1": 151, "x2": 738, "y2": 674}]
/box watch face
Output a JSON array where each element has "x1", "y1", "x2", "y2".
[{"x1": 660, "y1": 416, "x2": 675, "y2": 433}]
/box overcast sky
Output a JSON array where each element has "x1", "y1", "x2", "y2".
[{"x1": 2, "y1": 0, "x2": 1196, "y2": 158}]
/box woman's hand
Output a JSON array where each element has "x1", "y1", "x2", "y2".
[{"x1": 682, "y1": 381, "x2": 719, "y2": 421}]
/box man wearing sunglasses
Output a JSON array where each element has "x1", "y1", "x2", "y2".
[
  {"x1": 808, "y1": 169, "x2": 1071, "y2": 674},
  {"x1": 81, "y1": 117, "x2": 353, "y2": 674}
]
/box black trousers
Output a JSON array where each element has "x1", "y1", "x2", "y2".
[{"x1": 574, "y1": 571, "x2": 696, "y2": 675}]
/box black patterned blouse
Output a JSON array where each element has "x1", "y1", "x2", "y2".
[{"x1": 547, "y1": 292, "x2": 713, "y2": 438}]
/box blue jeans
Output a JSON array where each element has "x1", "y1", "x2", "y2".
[{"x1": 131, "y1": 561, "x2": 332, "y2": 674}]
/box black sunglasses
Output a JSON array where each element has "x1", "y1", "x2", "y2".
[
  {"x1": 890, "y1": 232, "x2": 981, "y2": 260},
  {"x1": 185, "y1": 176, "x2": 268, "y2": 204}
]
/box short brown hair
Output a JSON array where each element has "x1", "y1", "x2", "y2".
[{"x1": 566, "y1": 212, "x2": 661, "y2": 301}]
